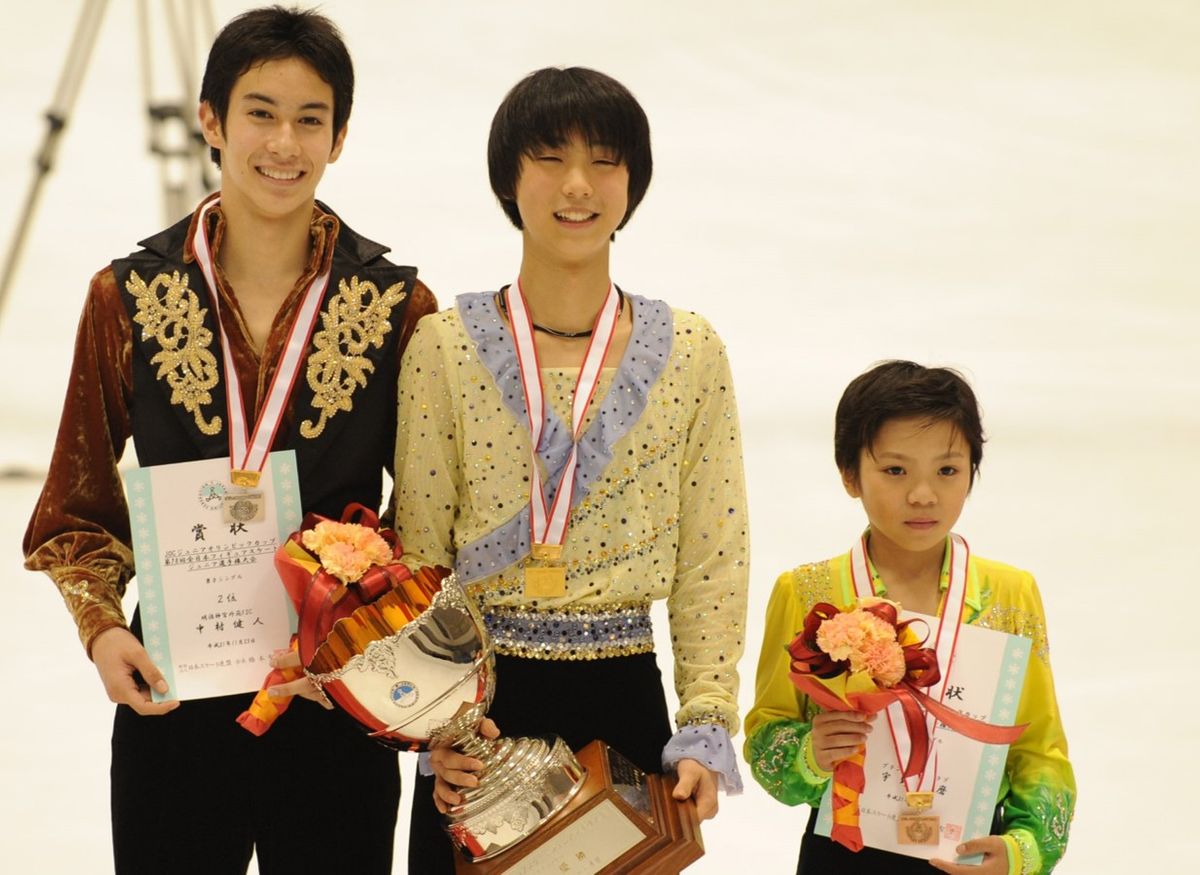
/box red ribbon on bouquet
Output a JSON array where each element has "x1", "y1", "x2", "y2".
[{"x1": 787, "y1": 599, "x2": 1027, "y2": 851}]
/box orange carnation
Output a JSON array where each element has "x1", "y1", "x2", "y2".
[{"x1": 301, "y1": 521, "x2": 393, "y2": 585}]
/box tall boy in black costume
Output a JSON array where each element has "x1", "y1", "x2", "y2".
[{"x1": 23, "y1": 7, "x2": 435, "y2": 873}]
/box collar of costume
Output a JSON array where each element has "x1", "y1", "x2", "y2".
[
  {"x1": 506, "y1": 277, "x2": 620, "y2": 552},
  {"x1": 449, "y1": 292, "x2": 671, "y2": 584},
  {"x1": 850, "y1": 532, "x2": 970, "y2": 794},
  {"x1": 190, "y1": 193, "x2": 331, "y2": 486}
]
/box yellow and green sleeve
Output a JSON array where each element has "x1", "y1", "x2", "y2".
[
  {"x1": 744, "y1": 567, "x2": 833, "y2": 806},
  {"x1": 976, "y1": 563, "x2": 1076, "y2": 874}
]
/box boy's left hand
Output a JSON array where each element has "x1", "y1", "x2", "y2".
[
  {"x1": 672, "y1": 758, "x2": 719, "y2": 820},
  {"x1": 929, "y1": 836, "x2": 1009, "y2": 874}
]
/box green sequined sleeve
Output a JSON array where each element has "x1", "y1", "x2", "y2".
[
  {"x1": 746, "y1": 719, "x2": 830, "y2": 807},
  {"x1": 744, "y1": 569, "x2": 833, "y2": 807}
]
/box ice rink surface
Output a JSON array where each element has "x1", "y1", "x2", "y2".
[{"x1": 1, "y1": 1, "x2": 1197, "y2": 871}]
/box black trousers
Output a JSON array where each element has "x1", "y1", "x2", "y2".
[
  {"x1": 110, "y1": 673, "x2": 399, "y2": 874},
  {"x1": 796, "y1": 803, "x2": 1005, "y2": 874},
  {"x1": 408, "y1": 651, "x2": 674, "y2": 874}
]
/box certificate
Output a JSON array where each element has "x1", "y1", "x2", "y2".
[
  {"x1": 815, "y1": 612, "x2": 1032, "y2": 862},
  {"x1": 124, "y1": 451, "x2": 304, "y2": 702}
]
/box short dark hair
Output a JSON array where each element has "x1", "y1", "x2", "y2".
[
  {"x1": 199, "y1": 6, "x2": 354, "y2": 167},
  {"x1": 488, "y1": 67, "x2": 653, "y2": 231},
  {"x1": 835, "y1": 360, "x2": 985, "y2": 485}
]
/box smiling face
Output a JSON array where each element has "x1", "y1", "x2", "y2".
[
  {"x1": 513, "y1": 134, "x2": 629, "y2": 269},
  {"x1": 199, "y1": 56, "x2": 345, "y2": 223},
  {"x1": 844, "y1": 416, "x2": 972, "y2": 558}
]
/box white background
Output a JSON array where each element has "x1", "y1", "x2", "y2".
[{"x1": 1, "y1": 1, "x2": 1197, "y2": 872}]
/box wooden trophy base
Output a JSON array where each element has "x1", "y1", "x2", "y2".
[{"x1": 455, "y1": 739, "x2": 704, "y2": 874}]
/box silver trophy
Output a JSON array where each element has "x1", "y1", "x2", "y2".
[{"x1": 305, "y1": 574, "x2": 587, "y2": 862}]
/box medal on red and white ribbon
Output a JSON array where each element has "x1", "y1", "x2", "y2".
[
  {"x1": 191, "y1": 195, "x2": 330, "y2": 517},
  {"x1": 506, "y1": 277, "x2": 620, "y2": 598},
  {"x1": 850, "y1": 531, "x2": 970, "y2": 846}
]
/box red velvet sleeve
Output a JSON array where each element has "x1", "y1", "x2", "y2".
[{"x1": 23, "y1": 267, "x2": 135, "y2": 656}]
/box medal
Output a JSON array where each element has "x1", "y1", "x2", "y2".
[
  {"x1": 905, "y1": 791, "x2": 934, "y2": 810},
  {"x1": 897, "y1": 813, "x2": 940, "y2": 846},
  {"x1": 192, "y1": 195, "x2": 330, "y2": 497},
  {"x1": 850, "y1": 532, "x2": 972, "y2": 848},
  {"x1": 522, "y1": 565, "x2": 567, "y2": 598},
  {"x1": 230, "y1": 469, "x2": 261, "y2": 488},
  {"x1": 221, "y1": 490, "x2": 266, "y2": 524},
  {"x1": 506, "y1": 277, "x2": 620, "y2": 599},
  {"x1": 898, "y1": 789, "x2": 939, "y2": 845},
  {"x1": 530, "y1": 543, "x2": 564, "y2": 563},
  {"x1": 525, "y1": 543, "x2": 566, "y2": 596}
]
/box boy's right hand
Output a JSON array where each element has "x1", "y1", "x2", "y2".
[
  {"x1": 91, "y1": 627, "x2": 180, "y2": 716},
  {"x1": 810, "y1": 710, "x2": 875, "y2": 772},
  {"x1": 429, "y1": 717, "x2": 500, "y2": 813}
]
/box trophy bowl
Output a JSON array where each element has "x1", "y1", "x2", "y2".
[{"x1": 303, "y1": 573, "x2": 587, "y2": 862}]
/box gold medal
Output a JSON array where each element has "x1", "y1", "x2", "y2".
[
  {"x1": 523, "y1": 565, "x2": 567, "y2": 598},
  {"x1": 905, "y1": 791, "x2": 934, "y2": 811},
  {"x1": 898, "y1": 790, "x2": 939, "y2": 845},
  {"x1": 231, "y1": 469, "x2": 261, "y2": 488},
  {"x1": 531, "y1": 543, "x2": 564, "y2": 563}
]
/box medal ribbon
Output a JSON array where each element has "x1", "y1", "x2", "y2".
[
  {"x1": 850, "y1": 532, "x2": 969, "y2": 795},
  {"x1": 506, "y1": 277, "x2": 620, "y2": 553},
  {"x1": 191, "y1": 195, "x2": 330, "y2": 484}
]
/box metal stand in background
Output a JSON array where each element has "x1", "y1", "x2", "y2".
[{"x1": 0, "y1": 0, "x2": 216, "y2": 326}]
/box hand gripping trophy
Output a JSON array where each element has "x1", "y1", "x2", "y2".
[{"x1": 249, "y1": 505, "x2": 702, "y2": 871}]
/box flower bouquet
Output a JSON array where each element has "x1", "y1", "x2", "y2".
[
  {"x1": 788, "y1": 599, "x2": 1025, "y2": 852},
  {"x1": 237, "y1": 503, "x2": 448, "y2": 748}
]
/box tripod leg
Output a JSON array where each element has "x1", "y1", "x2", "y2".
[
  {"x1": 0, "y1": 0, "x2": 111, "y2": 321},
  {"x1": 142, "y1": 0, "x2": 218, "y2": 223}
]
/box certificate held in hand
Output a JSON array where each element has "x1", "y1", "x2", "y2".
[{"x1": 124, "y1": 450, "x2": 303, "y2": 702}]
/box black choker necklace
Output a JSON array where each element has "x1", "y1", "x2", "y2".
[{"x1": 495, "y1": 286, "x2": 624, "y2": 339}]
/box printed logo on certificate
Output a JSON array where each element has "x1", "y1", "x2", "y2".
[
  {"x1": 124, "y1": 451, "x2": 303, "y2": 702},
  {"x1": 815, "y1": 612, "x2": 1032, "y2": 862}
]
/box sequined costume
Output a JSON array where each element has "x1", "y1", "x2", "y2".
[
  {"x1": 744, "y1": 544, "x2": 1075, "y2": 874},
  {"x1": 396, "y1": 293, "x2": 750, "y2": 870},
  {"x1": 22, "y1": 201, "x2": 436, "y2": 874}
]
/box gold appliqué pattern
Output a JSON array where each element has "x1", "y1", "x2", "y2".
[
  {"x1": 125, "y1": 270, "x2": 222, "y2": 435},
  {"x1": 300, "y1": 276, "x2": 407, "y2": 438}
]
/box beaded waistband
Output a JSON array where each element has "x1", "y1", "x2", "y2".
[{"x1": 482, "y1": 602, "x2": 654, "y2": 661}]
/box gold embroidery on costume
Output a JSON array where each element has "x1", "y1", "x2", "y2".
[
  {"x1": 300, "y1": 276, "x2": 408, "y2": 438},
  {"x1": 125, "y1": 270, "x2": 222, "y2": 435},
  {"x1": 53, "y1": 569, "x2": 128, "y2": 650}
]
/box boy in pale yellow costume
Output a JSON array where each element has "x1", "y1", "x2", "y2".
[{"x1": 395, "y1": 67, "x2": 750, "y2": 872}]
